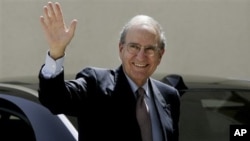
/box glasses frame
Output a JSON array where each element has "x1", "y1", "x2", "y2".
[{"x1": 124, "y1": 42, "x2": 160, "y2": 57}]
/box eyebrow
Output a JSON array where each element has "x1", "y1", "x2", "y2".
[
  {"x1": 127, "y1": 42, "x2": 157, "y2": 48},
  {"x1": 127, "y1": 42, "x2": 139, "y2": 45}
]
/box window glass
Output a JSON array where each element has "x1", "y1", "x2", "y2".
[
  {"x1": 179, "y1": 90, "x2": 250, "y2": 141},
  {"x1": 0, "y1": 99, "x2": 36, "y2": 141}
]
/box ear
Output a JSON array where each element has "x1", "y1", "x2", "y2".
[
  {"x1": 119, "y1": 42, "x2": 124, "y2": 53},
  {"x1": 157, "y1": 48, "x2": 165, "y2": 65},
  {"x1": 159, "y1": 48, "x2": 165, "y2": 59}
]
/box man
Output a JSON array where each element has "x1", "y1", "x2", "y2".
[{"x1": 38, "y1": 2, "x2": 180, "y2": 141}]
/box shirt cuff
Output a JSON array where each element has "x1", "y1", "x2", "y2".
[{"x1": 41, "y1": 51, "x2": 64, "y2": 78}]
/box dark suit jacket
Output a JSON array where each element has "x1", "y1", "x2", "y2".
[{"x1": 38, "y1": 65, "x2": 180, "y2": 141}]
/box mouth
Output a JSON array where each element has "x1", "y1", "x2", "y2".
[{"x1": 133, "y1": 62, "x2": 148, "y2": 68}]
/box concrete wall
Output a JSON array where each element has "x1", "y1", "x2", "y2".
[{"x1": 0, "y1": 0, "x2": 249, "y2": 81}]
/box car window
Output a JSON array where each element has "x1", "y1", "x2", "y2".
[
  {"x1": 0, "y1": 85, "x2": 79, "y2": 133},
  {"x1": 0, "y1": 99, "x2": 36, "y2": 141},
  {"x1": 179, "y1": 89, "x2": 250, "y2": 141}
]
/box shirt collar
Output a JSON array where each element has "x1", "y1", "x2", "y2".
[{"x1": 124, "y1": 74, "x2": 150, "y2": 98}]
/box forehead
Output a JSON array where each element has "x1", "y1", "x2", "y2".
[{"x1": 125, "y1": 24, "x2": 159, "y2": 44}]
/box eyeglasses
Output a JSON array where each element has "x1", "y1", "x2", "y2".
[{"x1": 125, "y1": 43, "x2": 160, "y2": 56}]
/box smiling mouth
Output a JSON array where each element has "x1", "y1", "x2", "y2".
[{"x1": 133, "y1": 63, "x2": 148, "y2": 68}]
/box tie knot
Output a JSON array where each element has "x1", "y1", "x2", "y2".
[{"x1": 137, "y1": 87, "x2": 145, "y2": 98}]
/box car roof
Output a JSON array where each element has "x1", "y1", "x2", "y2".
[
  {"x1": 159, "y1": 74, "x2": 250, "y2": 89},
  {"x1": 0, "y1": 81, "x2": 79, "y2": 141},
  {"x1": 0, "y1": 93, "x2": 78, "y2": 141}
]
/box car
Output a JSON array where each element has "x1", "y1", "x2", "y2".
[
  {"x1": 1, "y1": 74, "x2": 249, "y2": 141},
  {"x1": 160, "y1": 74, "x2": 250, "y2": 141},
  {"x1": 0, "y1": 82, "x2": 78, "y2": 141}
]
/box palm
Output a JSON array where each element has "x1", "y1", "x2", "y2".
[{"x1": 40, "y1": 2, "x2": 77, "y2": 59}]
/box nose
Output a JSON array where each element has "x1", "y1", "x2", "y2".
[{"x1": 136, "y1": 48, "x2": 147, "y2": 59}]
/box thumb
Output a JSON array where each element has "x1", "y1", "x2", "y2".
[{"x1": 68, "y1": 19, "x2": 77, "y2": 37}]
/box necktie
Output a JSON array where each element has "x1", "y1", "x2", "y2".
[{"x1": 136, "y1": 87, "x2": 153, "y2": 141}]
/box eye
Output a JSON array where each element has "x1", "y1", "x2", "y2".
[
  {"x1": 145, "y1": 46, "x2": 156, "y2": 52},
  {"x1": 129, "y1": 44, "x2": 140, "y2": 50}
]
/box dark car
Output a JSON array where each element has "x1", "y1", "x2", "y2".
[
  {"x1": 0, "y1": 82, "x2": 78, "y2": 141},
  {"x1": 161, "y1": 74, "x2": 250, "y2": 141},
  {"x1": 1, "y1": 74, "x2": 249, "y2": 141}
]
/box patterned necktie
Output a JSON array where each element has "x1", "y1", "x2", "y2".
[{"x1": 136, "y1": 87, "x2": 153, "y2": 141}]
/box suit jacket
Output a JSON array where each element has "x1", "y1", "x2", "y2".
[{"x1": 38, "y1": 65, "x2": 180, "y2": 141}]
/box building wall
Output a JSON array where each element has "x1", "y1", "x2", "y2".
[{"x1": 0, "y1": 0, "x2": 249, "y2": 81}]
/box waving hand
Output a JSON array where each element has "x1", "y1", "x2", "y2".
[{"x1": 40, "y1": 2, "x2": 77, "y2": 60}]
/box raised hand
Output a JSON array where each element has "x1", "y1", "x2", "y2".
[{"x1": 40, "y1": 2, "x2": 77, "y2": 60}]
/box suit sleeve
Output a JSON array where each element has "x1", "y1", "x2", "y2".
[{"x1": 38, "y1": 66, "x2": 97, "y2": 116}]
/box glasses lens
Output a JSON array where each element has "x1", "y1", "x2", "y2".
[{"x1": 126, "y1": 43, "x2": 158, "y2": 56}]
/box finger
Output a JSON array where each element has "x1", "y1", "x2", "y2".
[
  {"x1": 68, "y1": 19, "x2": 77, "y2": 37},
  {"x1": 40, "y1": 16, "x2": 51, "y2": 38},
  {"x1": 47, "y1": 2, "x2": 56, "y2": 19},
  {"x1": 40, "y1": 16, "x2": 46, "y2": 29},
  {"x1": 43, "y1": 6, "x2": 49, "y2": 21},
  {"x1": 54, "y1": 2, "x2": 64, "y2": 22}
]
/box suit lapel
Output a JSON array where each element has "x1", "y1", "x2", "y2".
[
  {"x1": 113, "y1": 66, "x2": 136, "y2": 102},
  {"x1": 149, "y1": 79, "x2": 173, "y2": 141},
  {"x1": 112, "y1": 66, "x2": 142, "y2": 140}
]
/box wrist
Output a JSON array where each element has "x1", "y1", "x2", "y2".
[{"x1": 49, "y1": 50, "x2": 65, "y2": 60}]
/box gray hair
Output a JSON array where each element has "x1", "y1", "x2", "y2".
[{"x1": 119, "y1": 15, "x2": 167, "y2": 50}]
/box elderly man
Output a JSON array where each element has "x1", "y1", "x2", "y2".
[{"x1": 38, "y1": 2, "x2": 180, "y2": 141}]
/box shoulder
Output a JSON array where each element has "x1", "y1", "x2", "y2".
[
  {"x1": 150, "y1": 78, "x2": 180, "y2": 101},
  {"x1": 74, "y1": 66, "x2": 118, "y2": 85},
  {"x1": 80, "y1": 66, "x2": 112, "y2": 72},
  {"x1": 76, "y1": 66, "x2": 114, "y2": 77},
  {"x1": 151, "y1": 78, "x2": 177, "y2": 93}
]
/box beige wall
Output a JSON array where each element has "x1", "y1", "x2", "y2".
[
  {"x1": 0, "y1": 1, "x2": 3, "y2": 78},
  {"x1": 0, "y1": 0, "x2": 250, "y2": 81}
]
